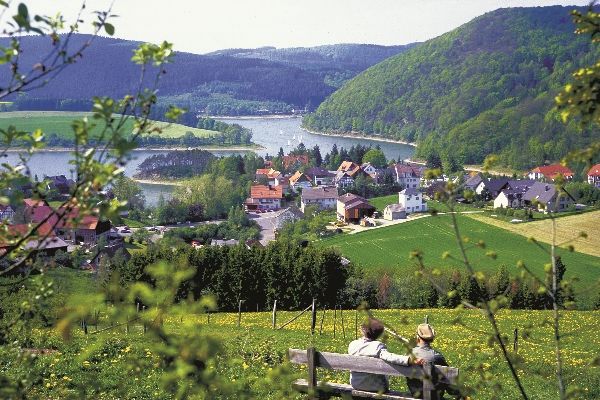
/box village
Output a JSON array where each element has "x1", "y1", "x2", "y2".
[{"x1": 1, "y1": 155, "x2": 599, "y2": 264}]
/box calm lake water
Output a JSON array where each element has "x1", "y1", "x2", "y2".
[{"x1": 2, "y1": 117, "x2": 414, "y2": 205}]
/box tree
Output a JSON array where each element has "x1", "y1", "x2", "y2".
[
  {"x1": 362, "y1": 148, "x2": 387, "y2": 168},
  {"x1": 111, "y1": 175, "x2": 146, "y2": 211},
  {"x1": 311, "y1": 144, "x2": 323, "y2": 166}
]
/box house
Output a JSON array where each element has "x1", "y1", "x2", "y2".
[
  {"x1": 0, "y1": 204, "x2": 15, "y2": 222},
  {"x1": 464, "y1": 173, "x2": 484, "y2": 192},
  {"x1": 392, "y1": 163, "x2": 424, "y2": 189},
  {"x1": 383, "y1": 204, "x2": 406, "y2": 221},
  {"x1": 1, "y1": 223, "x2": 68, "y2": 259},
  {"x1": 300, "y1": 187, "x2": 338, "y2": 212},
  {"x1": 523, "y1": 182, "x2": 574, "y2": 212},
  {"x1": 336, "y1": 193, "x2": 375, "y2": 223},
  {"x1": 475, "y1": 178, "x2": 509, "y2": 199},
  {"x1": 333, "y1": 171, "x2": 355, "y2": 188},
  {"x1": 211, "y1": 239, "x2": 239, "y2": 247},
  {"x1": 88, "y1": 241, "x2": 131, "y2": 269},
  {"x1": 282, "y1": 154, "x2": 309, "y2": 170},
  {"x1": 398, "y1": 188, "x2": 427, "y2": 213},
  {"x1": 304, "y1": 166, "x2": 335, "y2": 186},
  {"x1": 337, "y1": 161, "x2": 361, "y2": 173},
  {"x1": 245, "y1": 185, "x2": 283, "y2": 211},
  {"x1": 588, "y1": 164, "x2": 600, "y2": 188},
  {"x1": 493, "y1": 180, "x2": 536, "y2": 209},
  {"x1": 289, "y1": 171, "x2": 313, "y2": 192},
  {"x1": 255, "y1": 168, "x2": 281, "y2": 185},
  {"x1": 44, "y1": 175, "x2": 75, "y2": 195},
  {"x1": 273, "y1": 206, "x2": 305, "y2": 230},
  {"x1": 274, "y1": 176, "x2": 291, "y2": 194},
  {"x1": 28, "y1": 206, "x2": 111, "y2": 244},
  {"x1": 527, "y1": 164, "x2": 574, "y2": 182}
]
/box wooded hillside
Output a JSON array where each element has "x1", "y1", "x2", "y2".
[{"x1": 303, "y1": 6, "x2": 600, "y2": 169}]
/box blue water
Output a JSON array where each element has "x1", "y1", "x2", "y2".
[{"x1": 2, "y1": 117, "x2": 414, "y2": 205}]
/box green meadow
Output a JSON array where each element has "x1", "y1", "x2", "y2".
[
  {"x1": 319, "y1": 214, "x2": 600, "y2": 285},
  {"x1": 0, "y1": 111, "x2": 218, "y2": 141}
]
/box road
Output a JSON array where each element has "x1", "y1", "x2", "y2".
[{"x1": 247, "y1": 211, "x2": 279, "y2": 245}]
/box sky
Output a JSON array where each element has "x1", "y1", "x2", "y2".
[{"x1": 16, "y1": 0, "x2": 593, "y2": 53}]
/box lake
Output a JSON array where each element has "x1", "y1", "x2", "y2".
[{"x1": 2, "y1": 117, "x2": 414, "y2": 205}]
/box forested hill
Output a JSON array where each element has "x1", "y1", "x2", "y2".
[
  {"x1": 206, "y1": 43, "x2": 416, "y2": 88},
  {"x1": 0, "y1": 35, "x2": 412, "y2": 116},
  {"x1": 302, "y1": 6, "x2": 600, "y2": 170}
]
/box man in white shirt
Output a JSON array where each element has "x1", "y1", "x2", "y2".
[{"x1": 348, "y1": 318, "x2": 424, "y2": 393}]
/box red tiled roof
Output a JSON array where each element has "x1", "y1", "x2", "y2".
[
  {"x1": 29, "y1": 206, "x2": 100, "y2": 230},
  {"x1": 24, "y1": 198, "x2": 48, "y2": 208},
  {"x1": 250, "y1": 185, "x2": 283, "y2": 199},
  {"x1": 256, "y1": 168, "x2": 281, "y2": 179},
  {"x1": 588, "y1": 164, "x2": 600, "y2": 177},
  {"x1": 289, "y1": 171, "x2": 311, "y2": 185},
  {"x1": 530, "y1": 164, "x2": 573, "y2": 180},
  {"x1": 283, "y1": 155, "x2": 309, "y2": 169},
  {"x1": 338, "y1": 161, "x2": 360, "y2": 172}
]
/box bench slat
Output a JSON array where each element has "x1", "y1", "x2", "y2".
[
  {"x1": 293, "y1": 378, "x2": 417, "y2": 400},
  {"x1": 288, "y1": 348, "x2": 459, "y2": 385}
]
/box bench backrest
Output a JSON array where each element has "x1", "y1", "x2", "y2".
[
  {"x1": 289, "y1": 348, "x2": 459, "y2": 400},
  {"x1": 289, "y1": 348, "x2": 459, "y2": 385}
]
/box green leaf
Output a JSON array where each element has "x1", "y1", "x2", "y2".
[
  {"x1": 104, "y1": 23, "x2": 115, "y2": 36},
  {"x1": 17, "y1": 3, "x2": 28, "y2": 19}
]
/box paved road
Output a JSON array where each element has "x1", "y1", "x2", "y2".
[{"x1": 247, "y1": 211, "x2": 279, "y2": 245}]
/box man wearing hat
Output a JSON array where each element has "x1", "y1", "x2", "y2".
[{"x1": 407, "y1": 323, "x2": 455, "y2": 398}]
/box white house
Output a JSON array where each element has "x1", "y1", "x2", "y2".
[
  {"x1": 588, "y1": 164, "x2": 600, "y2": 188},
  {"x1": 300, "y1": 187, "x2": 338, "y2": 212},
  {"x1": 398, "y1": 188, "x2": 427, "y2": 213},
  {"x1": 393, "y1": 163, "x2": 423, "y2": 189},
  {"x1": 0, "y1": 204, "x2": 15, "y2": 222},
  {"x1": 493, "y1": 190, "x2": 525, "y2": 209},
  {"x1": 245, "y1": 185, "x2": 283, "y2": 211},
  {"x1": 304, "y1": 167, "x2": 335, "y2": 186},
  {"x1": 333, "y1": 171, "x2": 355, "y2": 188},
  {"x1": 289, "y1": 171, "x2": 313, "y2": 192},
  {"x1": 383, "y1": 204, "x2": 406, "y2": 221}
]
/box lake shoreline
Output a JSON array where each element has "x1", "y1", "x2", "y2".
[
  {"x1": 300, "y1": 127, "x2": 418, "y2": 147},
  {"x1": 134, "y1": 179, "x2": 183, "y2": 186},
  {"x1": 2, "y1": 144, "x2": 264, "y2": 153},
  {"x1": 212, "y1": 114, "x2": 302, "y2": 120}
]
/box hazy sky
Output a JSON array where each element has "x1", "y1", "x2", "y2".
[{"x1": 18, "y1": 1, "x2": 592, "y2": 53}]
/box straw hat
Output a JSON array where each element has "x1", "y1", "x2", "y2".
[{"x1": 416, "y1": 323, "x2": 436, "y2": 341}]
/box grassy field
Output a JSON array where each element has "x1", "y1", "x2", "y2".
[
  {"x1": 3, "y1": 268, "x2": 599, "y2": 399},
  {"x1": 319, "y1": 214, "x2": 600, "y2": 284},
  {"x1": 0, "y1": 111, "x2": 218, "y2": 141},
  {"x1": 469, "y1": 210, "x2": 600, "y2": 258}
]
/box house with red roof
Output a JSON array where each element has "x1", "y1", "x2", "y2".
[
  {"x1": 28, "y1": 205, "x2": 110, "y2": 245},
  {"x1": 255, "y1": 168, "x2": 281, "y2": 185},
  {"x1": 282, "y1": 155, "x2": 309, "y2": 170},
  {"x1": 289, "y1": 171, "x2": 313, "y2": 192},
  {"x1": 245, "y1": 185, "x2": 284, "y2": 211},
  {"x1": 587, "y1": 163, "x2": 600, "y2": 188},
  {"x1": 527, "y1": 164, "x2": 573, "y2": 182}
]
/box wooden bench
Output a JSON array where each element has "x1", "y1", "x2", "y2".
[{"x1": 289, "y1": 348, "x2": 459, "y2": 400}]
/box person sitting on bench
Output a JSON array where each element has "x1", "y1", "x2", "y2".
[
  {"x1": 348, "y1": 318, "x2": 424, "y2": 393},
  {"x1": 407, "y1": 323, "x2": 459, "y2": 399}
]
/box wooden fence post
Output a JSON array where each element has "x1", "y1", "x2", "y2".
[
  {"x1": 238, "y1": 300, "x2": 244, "y2": 327},
  {"x1": 307, "y1": 347, "x2": 318, "y2": 400},
  {"x1": 422, "y1": 361, "x2": 440, "y2": 400},
  {"x1": 207, "y1": 312, "x2": 211, "y2": 324},
  {"x1": 311, "y1": 299, "x2": 317, "y2": 335},
  {"x1": 272, "y1": 300, "x2": 277, "y2": 329},
  {"x1": 514, "y1": 328, "x2": 518, "y2": 353},
  {"x1": 340, "y1": 306, "x2": 346, "y2": 340},
  {"x1": 425, "y1": 314, "x2": 429, "y2": 324},
  {"x1": 333, "y1": 306, "x2": 337, "y2": 339},
  {"x1": 319, "y1": 309, "x2": 326, "y2": 335},
  {"x1": 143, "y1": 306, "x2": 147, "y2": 334},
  {"x1": 82, "y1": 318, "x2": 88, "y2": 335}
]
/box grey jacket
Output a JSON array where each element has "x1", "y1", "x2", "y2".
[
  {"x1": 407, "y1": 344, "x2": 449, "y2": 398},
  {"x1": 348, "y1": 337, "x2": 411, "y2": 392}
]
